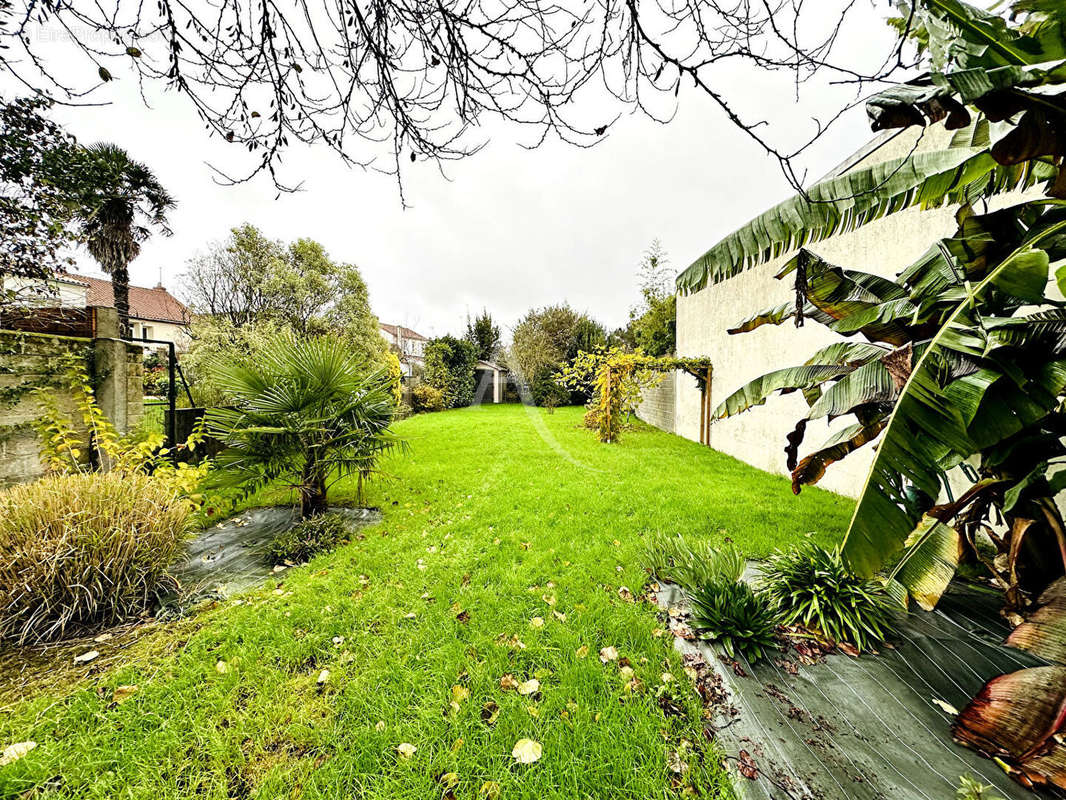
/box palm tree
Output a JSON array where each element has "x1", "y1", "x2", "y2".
[
  {"x1": 203, "y1": 333, "x2": 405, "y2": 517},
  {"x1": 76, "y1": 143, "x2": 175, "y2": 338}
]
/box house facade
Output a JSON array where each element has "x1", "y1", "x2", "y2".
[
  {"x1": 5, "y1": 272, "x2": 192, "y2": 351},
  {"x1": 641, "y1": 124, "x2": 1034, "y2": 497},
  {"x1": 379, "y1": 323, "x2": 427, "y2": 377}
]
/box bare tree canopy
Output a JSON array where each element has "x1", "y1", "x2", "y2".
[{"x1": 0, "y1": 0, "x2": 918, "y2": 195}]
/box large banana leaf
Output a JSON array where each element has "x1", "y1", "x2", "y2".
[
  {"x1": 676, "y1": 147, "x2": 1004, "y2": 293},
  {"x1": 842, "y1": 210, "x2": 1066, "y2": 576}
]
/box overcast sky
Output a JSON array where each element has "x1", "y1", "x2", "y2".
[{"x1": 24, "y1": 5, "x2": 902, "y2": 341}]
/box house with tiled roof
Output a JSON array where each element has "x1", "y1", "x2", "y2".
[
  {"x1": 7, "y1": 271, "x2": 192, "y2": 351},
  {"x1": 379, "y1": 322, "x2": 427, "y2": 376}
]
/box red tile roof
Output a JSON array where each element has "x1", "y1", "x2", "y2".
[
  {"x1": 380, "y1": 323, "x2": 427, "y2": 341},
  {"x1": 59, "y1": 272, "x2": 190, "y2": 325}
]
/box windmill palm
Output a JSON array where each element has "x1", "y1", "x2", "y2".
[
  {"x1": 203, "y1": 333, "x2": 405, "y2": 517},
  {"x1": 77, "y1": 143, "x2": 175, "y2": 337}
]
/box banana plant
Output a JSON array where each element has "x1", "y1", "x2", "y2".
[{"x1": 682, "y1": 0, "x2": 1066, "y2": 609}]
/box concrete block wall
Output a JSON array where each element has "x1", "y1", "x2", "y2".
[
  {"x1": 0, "y1": 307, "x2": 145, "y2": 486},
  {"x1": 636, "y1": 372, "x2": 677, "y2": 434}
]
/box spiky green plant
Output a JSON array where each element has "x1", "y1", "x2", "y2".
[
  {"x1": 268, "y1": 513, "x2": 350, "y2": 564},
  {"x1": 687, "y1": 579, "x2": 778, "y2": 663},
  {"x1": 760, "y1": 543, "x2": 896, "y2": 652}
]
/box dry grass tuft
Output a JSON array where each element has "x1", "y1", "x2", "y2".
[{"x1": 0, "y1": 472, "x2": 193, "y2": 644}]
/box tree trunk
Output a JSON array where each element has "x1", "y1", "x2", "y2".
[
  {"x1": 300, "y1": 460, "x2": 329, "y2": 518},
  {"x1": 112, "y1": 263, "x2": 132, "y2": 339}
]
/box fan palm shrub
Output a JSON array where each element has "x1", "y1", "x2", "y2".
[
  {"x1": 203, "y1": 334, "x2": 403, "y2": 516},
  {"x1": 74, "y1": 143, "x2": 175, "y2": 337}
]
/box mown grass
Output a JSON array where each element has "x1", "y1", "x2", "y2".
[{"x1": 0, "y1": 405, "x2": 851, "y2": 800}]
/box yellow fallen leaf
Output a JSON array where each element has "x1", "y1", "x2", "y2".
[
  {"x1": 619, "y1": 665, "x2": 634, "y2": 679},
  {"x1": 651, "y1": 628, "x2": 665, "y2": 638},
  {"x1": 518, "y1": 678, "x2": 540, "y2": 696},
  {"x1": 500, "y1": 674, "x2": 520, "y2": 691},
  {"x1": 527, "y1": 704, "x2": 539, "y2": 718},
  {"x1": 397, "y1": 742, "x2": 417, "y2": 759},
  {"x1": 552, "y1": 611, "x2": 566, "y2": 622},
  {"x1": 439, "y1": 772, "x2": 459, "y2": 789},
  {"x1": 375, "y1": 720, "x2": 386, "y2": 731},
  {"x1": 529, "y1": 616, "x2": 544, "y2": 629},
  {"x1": 661, "y1": 673, "x2": 674, "y2": 684},
  {"x1": 612, "y1": 539, "x2": 621, "y2": 547},
  {"x1": 542, "y1": 594, "x2": 556, "y2": 606},
  {"x1": 113, "y1": 685, "x2": 138, "y2": 704},
  {"x1": 512, "y1": 738, "x2": 542, "y2": 764},
  {"x1": 618, "y1": 586, "x2": 634, "y2": 602},
  {"x1": 74, "y1": 650, "x2": 99, "y2": 664},
  {"x1": 215, "y1": 660, "x2": 229, "y2": 674},
  {"x1": 599, "y1": 646, "x2": 618, "y2": 663},
  {"x1": 575, "y1": 645, "x2": 589, "y2": 658},
  {"x1": 479, "y1": 781, "x2": 501, "y2": 799},
  {"x1": 451, "y1": 738, "x2": 464, "y2": 752},
  {"x1": 0, "y1": 741, "x2": 35, "y2": 766},
  {"x1": 451, "y1": 685, "x2": 470, "y2": 703}
]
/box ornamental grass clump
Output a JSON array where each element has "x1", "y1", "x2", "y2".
[
  {"x1": 759, "y1": 542, "x2": 895, "y2": 653},
  {"x1": 641, "y1": 532, "x2": 744, "y2": 593},
  {"x1": 268, "y1": 513, "x2": 350, "y2": 564},
  {"x1": 0, "y1": 472, "x2": 193, "y2": 643}
]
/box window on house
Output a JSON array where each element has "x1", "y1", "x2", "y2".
[{"x1": 142, "y1": 326, "x2": 153, "y2": 340}]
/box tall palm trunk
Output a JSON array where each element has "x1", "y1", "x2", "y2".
[{"x1": 111, "y1": 263, "x2": 132, "y2": 339}]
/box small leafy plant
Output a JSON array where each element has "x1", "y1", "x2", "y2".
[
  {"x1": 411, "y1": 384, "x2": 445, "y2": 413},
  {"x1": 760, "y1": 542, "x2": 895, "y2": 653},
  {"x1": 268, "y1": 513, "x2": 350, "y2": 564},
  {"x1": 688, "y1": 580, "x2": 778, "y2": 663},
  {"x1": 956, "y1": 775, "x2": 1005, "y2": 800}
]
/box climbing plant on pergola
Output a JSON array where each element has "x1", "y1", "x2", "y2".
[{"x1": 593, "y1": 354, "x2": 713, "y2": 444}]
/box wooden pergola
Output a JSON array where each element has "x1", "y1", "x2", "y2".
[{"x1": 595, "y1": 354, "x2": 714, "y2": 444}]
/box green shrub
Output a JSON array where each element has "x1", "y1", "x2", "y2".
[
  {"x1": 759, "y1": 542, "x2": 895, "y2": 653},
  {"x1": 423, "y1": 335, "x2": 477, "y2": 408},
  {"x1": 0, "y1": 472, "x2": 193, "y2": 643},
  {"x1": 268, "y1": 513, "x2": 350, "y2": 564},
  {"x1": 641, "y1": 532, "x2": 744, "y2": 592},
  {"x1": 688, "y1": 580, "x2": 778, "y2": 663},
  {"x1": 411, "y1": 384, "x2": 445, "y2": 413}
]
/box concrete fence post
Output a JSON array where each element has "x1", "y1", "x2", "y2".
[{"x1": 91, "y1": 306, "x2": 142, "y2": 437}]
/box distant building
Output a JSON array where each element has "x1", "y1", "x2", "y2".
[
  {"x1": 5, "y1": 271, "x2": 191, "y2": 351},
  {"x1": 379, "y1": 323, "x2": 427, "y2": 377}
]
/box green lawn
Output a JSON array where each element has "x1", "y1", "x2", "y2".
[{"x1": 0, "y1": 405, "x2": 850, "y2": 800}]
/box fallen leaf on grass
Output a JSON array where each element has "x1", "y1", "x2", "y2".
[
  {"x1": 0, "y1": 742, "x2": 36, "y2": 766},
  {"x1": 542, "y1": 594, "x2": 556, "y2": 606},
  {"x1": 397, "y1": 742, "x2": 417, "y2": 759},
  {"x1": 438, "y1": 772, "x2": 459, "y2": 789},
  {"x1": 375, "y1": 720, "x2": 386, "y2": 731},
  {"x1": 619, "y1": 665, "x2": 634, "y2": 679},
  {"x1": 479, "y1": 781, "x2": 501, "y2": 799},
  {"x1": 518, "y1": 678, "x2": 540, "y2": 696},
  {"x1": 481, "y1": 701, "x2": 500, "y2": 724},
  {"x1": 575, "y1": 645, "x2": 589, "y2": 659},
  {"x1": 667, "y1": 750, "x2": 687, "y2": 774},
  {"x1": 552, "y1": 611, "x2": 566, "y2": 622},
  {"x1": 456, "y1": 610, "x2": 471, "y2": 624},
  {"x1": 451, "y1": 738, "x2": 463, "y2": 752},
  {"x1": 512, "y1": 738, "x2": 542, "y2": 764},
  {"x1": 600, "y1": 646, "x2": 618, "y2": 663},
  {"x1": 317, "y1": 669, "x2": 330, "y2": 686},
  {"x1": 529, "y1": 616, "x2": 544, "y2": 629},
  {"x1": 74, "y1": 650, "x2": 99, "y2": 664},
  {"x1": 215, "y1": 660, "x2": 229, "y2": 674},
  {"x1": 113, "y1": 685, "x2": 138, "y2": 704},
  {"x1": 618, "y1": 586, "x2": 634, "y2": 602},
  {"x1": 500, "y1": 674, "x2": 520, "y2": 691},
  {"x1": 451, "y1": 685, "x2": 470, "y2": 703},
  {"x1": 93, "y1": 633, "x2": 113, "y2": 643}
]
